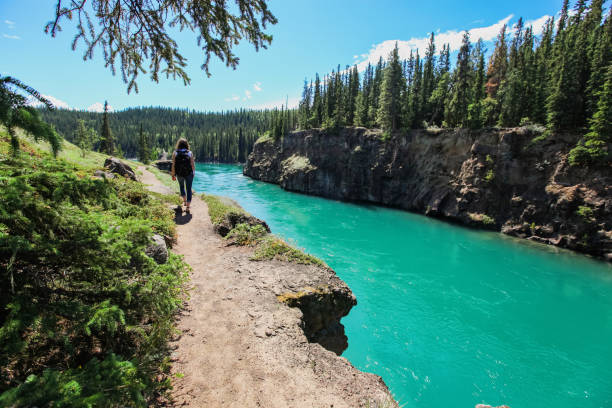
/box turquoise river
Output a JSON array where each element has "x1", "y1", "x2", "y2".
[{"x1": 193, "y1": 163, "x2": 612, "y2": 408}]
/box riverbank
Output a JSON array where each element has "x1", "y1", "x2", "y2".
[
  {"x1": 140, "y1": 167, "x2": 397, "y2": 407},
  {"x1": 244, "y1": 127, "x2": 611, "y2": 261}
]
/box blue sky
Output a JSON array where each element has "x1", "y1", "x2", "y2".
[{"x1": 1, "y1": 0, "x2": 563, "y2": 112}]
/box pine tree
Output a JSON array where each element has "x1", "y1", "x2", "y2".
[
  {"x1": 346, "y1": 66, "x2": 360, "y2": 125},
  {"x1": 420, "y1": 32, "x2": 436, "y2": 123},
  {"x1": 100, "y1": 101, "x2": 115, "y2": 155},
  {"x1": 368, "y1": 57, "x2": 385, "y2": 127},
  {"x1": 138, "y1": 124, "x2": 150, "y2": 164},
  {"x1": 75, "y1": 119, "x2": 96, "y2": 157},
  {"x1": 311, "y1": 74, "x2": 323, "y2": 127},
  {"x1": 532, "y1": 17, "x2": 555, "y2": 124},
  {"x1": 569, "y1": 63, "x2": 612, "y2": 166},
  {"x1": 298, "y1": 79, "x2": 312, "y2": 130},
  {"x1": 486, "y1": 24, "x2": 508, "y2": 98},
  {"x1": 354, "y1": 64, "x2": 372, "y2": 127},
  {"x1": 468, "y1": 48, "x2": 486, "y2": 129},
  {"x1": 406, "y1": 51, "x2": 422, "y2": 128},
  {"x1": 445, "y1": 32, "x2": 472, "y2": 127},
  {"x1": 429, "y1": 71, "x2": 451, "y2": 126},
  {"x1": 584, "y1": 2, "x2": 609, "y2": 119},
  {"x1": 377, "y1": 43, "x2": 405, "y2": 132}
]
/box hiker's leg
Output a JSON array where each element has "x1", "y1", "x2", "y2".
[
  {"x1": 177, "y1": 176, "x2": 187, "y2": 204},
  {"x1": 185, "y1": 173, "x2": 194, "y2": 208}
]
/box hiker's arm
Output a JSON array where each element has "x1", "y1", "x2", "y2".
[
  {"x1": 191, "y1": 154, "x2": 195, "y2": 173},
  {"x1": 171, "y1": 152, "x2": 176, "y2": 178}
]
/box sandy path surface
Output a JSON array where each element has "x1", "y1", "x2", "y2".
[{"x1": 139, "y1": 167, "x2": 396, "y2": 408}]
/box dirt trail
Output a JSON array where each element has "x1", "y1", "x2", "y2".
[{"x1": 139, "y1": 167, "x2": 396, "y2": 408}]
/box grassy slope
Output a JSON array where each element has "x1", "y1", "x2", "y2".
[{"x1": 0, "y1": 132, "x2": 188, "y2": 406}]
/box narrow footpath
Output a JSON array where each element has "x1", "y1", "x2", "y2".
[{"x1": 139, "y1": 167, "x2": 396, "y2": 408}]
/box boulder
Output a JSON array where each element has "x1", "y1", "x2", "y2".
[
  {"x1": 154, "y1": 159, "x2": 173, "y2": 172},
  {"x1": 214, "y1": 212, "x2": 271, "y2": 237},
  {"x1": 103, "y1": 157, "x2": 137, "y2": 181},
  {"x1": 93, "y1": 169, "x2": 115, "y2": 179},
  {"x1": 145, "y1": 234, "x2": 168, "y2": 264}
]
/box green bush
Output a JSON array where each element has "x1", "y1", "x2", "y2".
[
  {"x1": 568, "y1": 137, "x2": 608, "y2": 167},
  {"x1": 576, "y1": 205, "x2": 595, "y2": 222},
  {"x1": 0, "y1": 136, "x2": 188, "y2": 406},
  {"x1": 225, "y1": 223, "x2": 268, "y2": 246}
]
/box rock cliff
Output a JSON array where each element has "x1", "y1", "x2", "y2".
[{"x1": 244, "y1": 127, "x2": 611, "y2": 261}]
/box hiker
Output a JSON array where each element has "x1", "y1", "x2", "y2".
[{"x1": 171, "y1": 138, "x2": 196, "y2": 213}]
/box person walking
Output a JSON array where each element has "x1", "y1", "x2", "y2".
[{"x1": 171, "y1": 138, "x2": 195, "y2": 213}]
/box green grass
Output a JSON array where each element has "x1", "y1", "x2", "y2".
[
  {"x1": 201, "y1": 193, "x2": 245, "y2": 225},
  {"x1": 201, "y1": 193, "x2": 325, "y2": 267},
  {"x1": 255, "y1": 131, "x2": 274, "y2": 144},
  {"x1": 251, "y1": 235, "x2": 325, "y2": 266}
]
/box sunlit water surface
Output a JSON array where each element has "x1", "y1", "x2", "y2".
[{"x1": 193, "y1": 163, "x2": 612, "y2": 408}]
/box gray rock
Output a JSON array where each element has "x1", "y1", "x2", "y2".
[
  {"x1": 93, "y1": 169, "x2": 115, "y2": 179},
  {"x1": 103, "y1": 157, "x2": 137, "y2": 181},
  {"x1": 244, "y1": 127, "x2": 612, "y2": 261},
  {"x1": 154, "y1": 159, "x2": 173, "y2": 172},
  {"x1": 214, "y1": 212, "x2": 271, "y2": 237},
  {"x1": 145, "y1": 234, "x2": 168, "y2": 264}
]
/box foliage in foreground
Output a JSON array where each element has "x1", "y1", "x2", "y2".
[
  {"x1": 1, "y1": 76, "x2": 62, "y2": 156},
  {"x1": 0, "y1": 135, "x2": 188, "y2": 406}
]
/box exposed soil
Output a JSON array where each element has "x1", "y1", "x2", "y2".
[{"x1": 139, "y1": 167, "x2": 397, "y2": 408}]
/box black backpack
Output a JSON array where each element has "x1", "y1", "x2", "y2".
[{"x1": 175, "y1": 150, "x2": 192, "y2": 177}]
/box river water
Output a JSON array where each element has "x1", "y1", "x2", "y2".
[{"x1": 193, "y1": 163, "x2": 612, "y2": 408}]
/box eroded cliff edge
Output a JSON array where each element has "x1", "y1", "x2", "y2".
[{"x1": 244, "y1": 127, "x2": 611, "y2": 261}]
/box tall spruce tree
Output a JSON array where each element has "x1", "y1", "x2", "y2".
[
  {"x1": 100, "y1": 101, "x2": 115, "y2": 155},
  {"x1": 298, "y1": 79, "x2": 312, "y2": 130},
  {"x1": 377, "y1": 43, "x2": 404, "y2": 131},
  {"x1": 311, "y1": 74, "x2": 323, "y2": 127},
  {"x1": 445, "y1": 32, "x2": 472, "y2": 127},
  {"x1": 420, "y1": 32, "x2": 437, "y2": 123},
  {"x1": 75, "y1": 119, "x2": 96, "y2": 157},
  {"x1": 486, "y1": 24, "x2": 508, "y2": 98},
  {"x1": 138, "y1": 124, "x2": 150, "y2": 163},
  {"x1": 468, "y1": 44, "x2": 486, "y2": 129}
]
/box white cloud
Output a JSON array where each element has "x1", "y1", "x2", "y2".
[
  {"x1": 354, "y1": 14, "x2": 521, "y2": 72},
  {"x1": 249, "y1": 96, "x2": 300, "y2": 110},
  {"x1": 253, "y1": 82, "x2": 262, "y2": 92},
  {"x1": 224, "y1": 95, "x2": 240, "y2": 102},
  {"x1": 3, "y1": 33, "x2": 20, "y2": 40},
  {"x1": 244, "y1": 90, "x2": 252, "y2": 100},
  {"x1": 4, "y1": 20, "x2": 15, "y2": 27},
  {"x1": 28, "y1": 94, "x2": 71, "y2": 110},
  {"x1": 524, "y1": 15, "x2": 552, "y2": 36},
  {"x1": 87, "y1": 102, "x2": 113, "y2": 112}
]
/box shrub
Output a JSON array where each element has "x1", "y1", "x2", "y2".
[
  {"x1": 484, "y1": 169, "x2": 495, "y2": 182},
  {"x1": 0, "y1": 135, "x2": 188, "y2": 405},
  {"x1": 225, "y1": 223, "x2": 268, "y2": 246},
  {"x1": 576, "y1": 205, "x2": 595, "y2": 222}
]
